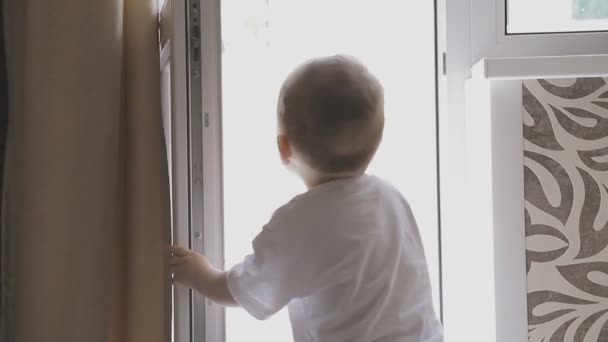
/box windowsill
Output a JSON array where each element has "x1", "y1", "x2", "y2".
[{"x1": 472, "y1": 54, "x2": 608, "y2": 80}]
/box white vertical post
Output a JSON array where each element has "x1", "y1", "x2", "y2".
[
  {"x1": 489, "y1": 79, "x2": 527, "y2": 342},
  {"x1": 197, "y1": 0, "x2": 225, "y2": 340},
  {"x1": 168, "y1": 0, "x2": 225, "y2": 340},
  {"x1": 168, "y1": 0, "x2": 194, "y2": 340}
]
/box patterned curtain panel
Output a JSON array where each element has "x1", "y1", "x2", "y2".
[{"x1": 523, "y1": 78, "x2": 608, "y2": 341}]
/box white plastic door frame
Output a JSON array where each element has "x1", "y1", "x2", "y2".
[
  {"x1": 165, "y1": 0, "x2": 225, "y2": 341},
  {"x1": 159, "y1": 1, "x2": 192, "y2": 341},
  {"x1": 195, "y1": 0, "x2": 225, "y2": 339},
  {"x1": 172, "y1": 0, "x2": 445, "y2": 340}
]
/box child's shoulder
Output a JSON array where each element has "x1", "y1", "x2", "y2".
[
  {"x1": 367, "y1": 174, "x2": 407, "y2": 195},
  {"x1": 264, "y1": 192, "x2": 312, "y2": 228}
]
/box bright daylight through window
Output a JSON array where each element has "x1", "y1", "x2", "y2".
[{"x1": 221, "y1": 0, "x2": 438, "y2": 340}]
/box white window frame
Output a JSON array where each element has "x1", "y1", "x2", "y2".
[
  {"x1": 471, "y1": 0, "x2": 608, "y2": 61},
  {"x1": 439, "y1": 0, "x2": 608, "y2": 341},
  {"x1": 163, "y1": 0, "x2": 224, "y2": 341}
]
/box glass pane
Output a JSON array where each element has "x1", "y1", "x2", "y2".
[
  {"x1": 221, "y1": 1, "x2": 438, "y2": 341},
  {"x1": 508, "y1": 0, "x2": 608, "y2": 34}
]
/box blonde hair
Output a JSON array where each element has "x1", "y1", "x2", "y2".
[{"x1": 277, "y1": 55, "x2": 384, "y2": 175}]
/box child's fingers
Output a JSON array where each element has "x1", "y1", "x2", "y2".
[
  {"x1": 167, "y1": 245, "x2": 189, "y2": 257},
  {"x1": 170, "y1": 255, "x2": 186, "y2": 266},
  {"x1": 167, "y1": 245, "x2": 188, "y2": 255},
  {"x1": 170, "y1": 266, "x2": 187, "y2": 287},
  {"x1": 169, "y1": 264, "x2": 181, "y2": 280}
]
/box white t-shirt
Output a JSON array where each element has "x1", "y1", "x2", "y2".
[{"x1": 227, "y1": 174, "x2": 443, "y2": 342}]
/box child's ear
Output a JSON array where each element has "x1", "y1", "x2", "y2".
[{"x1": 277, "y1": 134, "x2": 292, "y2": 166}]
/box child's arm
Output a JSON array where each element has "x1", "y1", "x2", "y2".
[{"x1": 169, "y1": 245, "x2": 239, "y2": 307}]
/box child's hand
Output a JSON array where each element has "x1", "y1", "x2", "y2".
[
  {"x1": 168, "y1": 245, "x2": 213, "y2": 291},
  {"x1": 168, "y1": 245, "x2": 238, "y2": 307}
]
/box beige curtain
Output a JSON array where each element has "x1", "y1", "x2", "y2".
[{"x1": 3, "y1": 1, "x2": 170, "y2": 341}]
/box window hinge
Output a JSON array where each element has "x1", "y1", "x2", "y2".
[{"x1": 442, "y1": 52, "x2": 447, "y2": 76}]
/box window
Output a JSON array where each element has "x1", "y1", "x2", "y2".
[
  {"x1": 221, "y1": 0, "x2": 439, "y2": 341},
  {"x1": 441, "y1": 0, "x2": 608, "y2": 341},
  {"x1": 507, "y1": 0, "x2": 608, "y2": 34}
]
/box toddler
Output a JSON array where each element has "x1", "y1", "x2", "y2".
[{"x1": 170, "y1": 55, "x2": 444, "y2": 342}]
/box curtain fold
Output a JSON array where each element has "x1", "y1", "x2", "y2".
[
  {"x1": 0, "y1": 0, "x2": 7, "y2": 200},
  {"x1": 122, "y1": 1, "x2": 171, "y2": 341},
  {"x1": 0, "y1": 0, "x2": 10, "y2": 339},
  {"x1": 2, "y1": 0, "x2": 170, "y2": 341}
]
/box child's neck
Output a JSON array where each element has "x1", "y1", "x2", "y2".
[
  {"x1": 302, "y1": 171, "x2": 364, "y2": 189},
  {"x1": 305, "y1": 175, "x2": 339, "y2": 189},
  {"x1": 289, "y1": 155, "x2": 364, "y2": 189}
]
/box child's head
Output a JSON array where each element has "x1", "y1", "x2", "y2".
[{"x1": 276, "y1": 55, "x2": 384, "y2": 184}]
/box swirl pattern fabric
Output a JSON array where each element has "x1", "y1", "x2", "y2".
[{"x1": 524, "y1": 78, "x2": 608, "y2": 342}]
